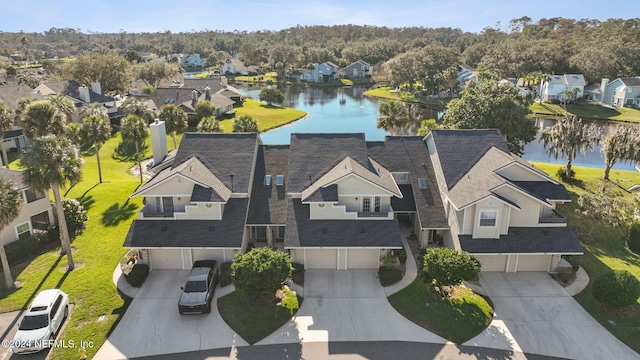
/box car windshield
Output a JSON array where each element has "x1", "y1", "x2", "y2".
[
  {"x1": 19, "y1": 314, "x2": 49, "y2": 330},
  {"x1": 184, "y1": 280, "x2": 206, "y2": 293}
]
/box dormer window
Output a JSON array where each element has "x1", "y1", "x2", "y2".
[
  {"x1": 263, "y1": 175, "x2": 271, "y2": 185},
  {"x1": 276, "y1": 175, "x2": 284, "y2": 186},
  {"x1": 395, "y1": 173, "x2": 409, "y2": 183},
  {"x1": 418, "y1": 178, "x2": 427, "y2": 189}
]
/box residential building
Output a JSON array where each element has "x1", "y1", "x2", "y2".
[
  {"x1": 297, "y1": 62, "x2": 339, "y2": 82},
  {"x1": 539, "y1": 74, "x2": 586, "y2": 102},
  {"x1": 341, "y1": 60, "x2": 370, "y2": 79},
  {"x1": 0, "y1": 85, "x2": 33, "y2": 156},
  {"x1": 0, "y1": 168, "x2": 54, "y2": 245},
  {"x1": 220, "y1": 58, "x2": 256, "y2": 76},
  {"x1": 599, "y1": 77, "x2": 640, "y2": 108},
  {"x1": 180, "y1": 54, "x2": 204, "y2": 69},
  {"x1": 124, "y1": 129, "x2": 582, "y2": 273},
  {"x1": 35, "y1": 80, "x2": 118, "y2": 122}
]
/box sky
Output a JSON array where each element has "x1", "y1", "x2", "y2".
[{"x1": 0, "y1": 0, "x2": 633, "y2": 34}]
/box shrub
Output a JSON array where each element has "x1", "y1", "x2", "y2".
[
  {"x1": 124, "y1": 264, "x2": 149, "y2": 288},
  {"x1": 380, "y1": 254, "x2": 395, "y2": 269},
  {"x1": 231, "y1": 247, "x2": 293, "y2": 301},
  {"x1": 219, "y1": 262, "x2": 233, "y2": 287},
  {"x1": 592, "y1": 270, "x2": 640, "y2": 307},
  {"x1": 627, "y1": 223, "x2": 640, "y2": 253},
  {"x1": 397, "y1": 248, "x2": 408, "y2": 264},
  {"x1": 277, "y1": 286, "x2": 299, "y2": 315},
  {"x1": 421, "y1": 248, "x2": 481, "y2": 288},
  {"x1": 63, "y1": 198, "x2": 88, "y2": 238},
  {"x1": 378, "y1": 266, "x2": 403, "y2": 286},
  {"x1": 291, "y1": 262, "x2": 305, "y2": 285},
  {"x1": 141, "y1": 85, "x2": 154, "y2": 95},
  {"x1": 5, "y1": 227, "x2": 58, "y2": 264},
  {"x1": 555, "y1": 167, "x2": 575, "y2": 180}
]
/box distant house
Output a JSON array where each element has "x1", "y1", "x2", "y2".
[
  {"x1": 457, "y1": 65, "x2": 478, "y2": 87},
  {"x1": 0, "y1": 168, "x2": 54, "y2": 245},
  {"x1": 341, "y1": 60, "x2": 370, "y2": 79},
  {"x1": 220, "y1": 58, "x2": 254, "y2": 76},
  {"x1": 35, "y1": 80, "x2": 118, "y2": 122},
  {"x1": 298, "y1": 62, "x2": 339, "y2": 82},
  {"x1": 539, "y1": 74, "x2": 586, "y2": 102},
  {"x1": 0, "y1": 85, "x2": 34, "y2": 155},
  {"x1": 180, "y1": 54, "x2": 204, "y2": 69},
  {"x1": 599, "y1": 77, "x2": 640, "y2": 108}
]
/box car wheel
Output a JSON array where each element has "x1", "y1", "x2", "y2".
[
  {"x1": 49, "y1": 334, "x2": 55, "y2": 347},
  {"x1": 205, "y1": 302, "x2": 211, "y2": 313},
  {"x1": 179, "y1": 308, "x2": 184, "y2": 315},
  {"x1": 64, "y1": 305, "x2": 69, "y2": 320}
]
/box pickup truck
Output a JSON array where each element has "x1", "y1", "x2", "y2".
[{"x1": 178, "y1": 260, "x2": 219, "y2": 314}]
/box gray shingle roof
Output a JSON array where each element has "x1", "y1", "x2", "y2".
[
  {"x1": 288, "y1": 133, "x2": 369, "y2": 193},
  {"x1": 285, "y1": 199, "x2": 402, "y2": 248},
  {"x1": 619, "y1": 77, "x2": 640, "y2": 87},
  {"x1": 173, "y1": 133, "x2": 258, "y2": 194},
  {"x1": 191, "y1": 184, "x2": 225, "y2": 202},
  {"x1": 511, "y1": 181, "x2": 570, "y2": 201},
  {"x1": 459, "y1": 226, "x2": 583, "y2": 254},
  {"x1": 247, "y1": 145, "x2": 290, "y2": 225},
  {"x1": 391, "y1": 184, "x2": 416, "y2": 212},
  {"x1": 38, "y1": 80, "x2": 115, "y2": 103},
  {"x1": 3, "y1": 126, "x2": 23, "y2": 139},
  {"x1": 0, "y1": 168, "x2": 27, "y2": 190},
  {"x1": 0, "y1": 85, "x2": 35, "y2": 111},
  {"x1": 302, "y1": 184, "x2": 338, "y2": 202},
  {"x1": 123, "y1": 198, "x2": 248, "y2": 248}
]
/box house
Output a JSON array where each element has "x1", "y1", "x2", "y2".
[
  {"x1": 0, "y1": 168, "x2": 54, "y2": 245},
  {"x1": 35, "y1": 80, "x2": 118, "y2": 122},
  {"x1": 0, "y1": 85, "x2": 33, "y2": 155},
  {"x1": 457, "y1": 65, "x2": 478, "y2": 87},
  {"x1": 539, "y1": 74, "x2": 586, "y2": 102},
  {"x1": 180, "y1": 54, "x2": 204, "y2": 69},
  {"x1": 220, "y1": 58, "x2": 254, "y2": 76},
  {"x1": 599, "y1": 77, "x2": 640, "y2": 108},
  {"x1": 340, "y1": 60, "x2": 370, "y2": 79},
  {"x1": 124, "y1": 129, "x2": 581, "y2": 273},
  {"x1": 297, "y1": 62, "x2": 339, "y2": 82}
]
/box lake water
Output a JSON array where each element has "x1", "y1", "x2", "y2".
[{"x1": 237, "y1": 85, "x2": 636, "y2": 171}]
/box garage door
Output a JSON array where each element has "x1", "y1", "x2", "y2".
[
  {"x1": 149, "y1": 249, "x2": 183, "y2": 269},
  {"x1": 347, "y1": 249, "x2": 380, "y2": 269},
  {"x1": 305, "y1": 249, "x2": 338, "y2": 269},
  {"x1": 516, "y1": 255, "x2": 550, "y2": 272},
  {"x1": 192, "y1": 249, "x2": 228, "y2": 265},
  {"x1": 476, "y1": 255, "x2": 507, "y2": 272}
]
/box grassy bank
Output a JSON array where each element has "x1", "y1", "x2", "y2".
[
  {"x1": 364, "y1": 87, "x2": 449, "y2": 107},
  {"x1": 220, "y1": 99, "x2": 307, "y2": 132},
  {"x1": 530, "y1": 102, "x2": 640, "y2": 122}
]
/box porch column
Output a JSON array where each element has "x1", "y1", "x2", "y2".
[{"x1": 267, "y1": 226, "x2": 275, "y2": 248}]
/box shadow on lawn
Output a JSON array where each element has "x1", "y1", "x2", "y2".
[
  {"x1": 112, "y1": 141, "x2": 149, "y2": 163},
  {"x1": 101, "y1": 200, "x2": 138, "y2": 226}
]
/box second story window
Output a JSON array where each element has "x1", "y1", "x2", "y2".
[
  {"x1": 418, "y1": 178, "x2": 427, "y2": 188},
  {"x1": 276, "y1": 175, "x2": 284, "y2": 186},
  {"x1": 264, "y1": 175, "x2": 272, "y2": 185},
  {"x1": 479, "y1": 210, "x2": 497, "y2": 227},
  {"x1": 395, "y1": 173, "x2": 409, "y2": 183}
]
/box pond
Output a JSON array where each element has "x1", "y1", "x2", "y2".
[{"x1": 236, "y1": 85, "x2": 636, "y2": 171}]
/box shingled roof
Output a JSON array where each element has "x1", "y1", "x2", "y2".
[
  {"x1": 0, "y1": 168, "x2": 27, "y2": 190},
  {"x1": 0, "y1": 85, "x2": 34, "y2": 111},
  {"x1": 247, "y1": 145, "x2": 290, "y2": 225},
  {"x1": 459, "y1": 227, "x2": 583, "y2": 254}
]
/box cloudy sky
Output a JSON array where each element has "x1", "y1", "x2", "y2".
[{"x1": 0, "y1": 0, "x2": 632, "y2": 34}]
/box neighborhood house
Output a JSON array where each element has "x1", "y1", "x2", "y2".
[
  {"x1": 123, "y1": 128, "x2": 582, "y2": 273},
  {"x1": 599, "y1": 77, "x2": 640, "y2": 108},
  {"x1": 539, "y1": 74, "x2": 586, "y2": 102}
]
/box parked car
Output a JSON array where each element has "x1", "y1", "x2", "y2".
[
  {"x1": 11, "y1": 289, "x2": 69, "y2": 354},
  {"x1": 178, "y1": 260, "x2": 219, "y2": 314}
]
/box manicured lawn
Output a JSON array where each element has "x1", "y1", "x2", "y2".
[
  {"x1": 217, "y1": 290, "x2": 303, "y2": 344},
  {"x1": 530, "y1": 101, "x2": 640, "y2": 122},
  {"x1": 365, "y1": 87, "x2": 402, "y2": 100},
  {"x1": 388, "y1": 279, "x2": 493, "y2": 344},
  {"x1": 533, "y1": 162, "x2": 640, "y2": 354},
  {"x1": 220, "y1": 99, "x2": 307, "y2": 132},
  {"x1": 365, "y1": 87, "x2": 450, "y2": 107},
  {"x1": 233, "y1": 72, "x2": 279, "y2": 85}
]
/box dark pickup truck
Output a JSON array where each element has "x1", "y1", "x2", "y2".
[{"x1": 178, "y1": 260, "x2": 219, "y2": 314}]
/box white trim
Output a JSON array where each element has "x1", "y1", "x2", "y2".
[
  {"x1": 492, "y1": 183, "x2": 553, "y2": 208},
  {"x1": 345, "y1": 248, "x2": 348, "y2": 270},
  {"x1": 478, "y1": 210, "x2": 498, "y2": 227},
  {"x1": 506, "y1": 254, "x2": 511, "y2": 272},
  {"x1": 325, "y1": 173, "x2": 402, "y2": 197},
  {"x1": 514, "y1": 254, "x2": 520, "y2": 273},
  {"x1": 181, "y1": 249, "x2": 185, "y2": 270},
  {"x1": 15, "y1": 222, "x2": 31, "y2": 239},
  {"x1": 132, "y1": 173, "x2": 204, "y2": 198},
  {"x1": 494, "y1": 161, "x2": 557, "y2": 184},
  {"x1": 455, "y1": 194, "x2": 521, "y2": 211}
]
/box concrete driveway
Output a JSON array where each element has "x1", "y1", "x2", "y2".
[
  {"x1": 94, "y1": 270, "x2": 247, "y2": 360},
  {"x1": 464, "y1": 272, "x2": 640, "y2": 360},
  {"x1": 256, "y1": 269, "x2": 447, "y2": 345}
]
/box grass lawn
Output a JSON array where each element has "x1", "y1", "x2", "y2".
[
  {"x1": 233, "y1": 72, "x2": 279, "y2": 85},
  {"x1": 533, "y1": 162, "x2": 640, "y2": 354},
  {"x1": 530, "y1": 101, "x2": 640, "y2": 123},
  {"x1": 365, "y1": 87, "x2": 401, "y2": 100},
  {"x1": 388, "y1": 279, "x2": 493, "y2": 344},
  {"x1": 217, "y1": 291, "x2": 303, "y2": 344},
  {"x1": 220, "y1": 99, "x2": 307, "y2": 132},
  {"x1": 365, "y1": 87, "x2": 450, "y2": 107}
]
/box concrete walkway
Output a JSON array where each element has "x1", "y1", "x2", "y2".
[
  {"x1": 384, "y1": 224, "x2": 418, "y2": 296},
  {"x1": 112, "y1": 264, "x2": 139, "y2": 298},
  {"x1": 564, "y1": 266, "x2": 589, "y2": 296}
]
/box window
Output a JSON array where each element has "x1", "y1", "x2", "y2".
[
  {"x1": 418, "y1": 178, "x2": 427, "y2": 188},
  {"x1": 395, "y1": 173, "x2": 409, "y2": 183},
  {"x1": 155, "y1": 197, "x2": 162, "y2": 212},
  {"x1": 263, "y1": 175, "x2": 271, "y2": 185},
  {"x1": 16, "y1": 222, "x2": 30, "y2": 240},
  {"x1": 25, "y1": 189, "x2": 44, "y2": 203},
  {"x1": 162, "y1": 197, "x2": 174, "y2": 213},
  {"x1": 374, "y1": 196, "x2": 381, "y2": 212},
  {"x1": 479, "y1": 210, "x2": 497, "y2": 227},
  {"x1": 362, "y1": 197, "x2": 371, "y2": 212},
  {"x1": 276, "y1": 175, "x2": 284, "y2": 186}
]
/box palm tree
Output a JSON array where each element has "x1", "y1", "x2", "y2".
[
  {"x1": 65, "y1": 123, "x2": 83, "y2": 147},
  {"x1": 19, "y1": 100, "x2": 65, "y2": 139},
  {"x1": 541, "y1": 116, "x2": 601, "y2": 179},
  {"x1": 0, "y1": 178, "x2": 21, "y2": 289},
  {"x1": 16, "y1": 72, "x2": 39, "y2": 88},
  {"x1": 120, "y1": 115, "x2": 148, "y2": 184},
  {"x1": 232, "y1": 114, "x2": 258, "y2": 132},
  {"x1": 0, "y1": 103, "x2": 13, "y2": 168},
  {"x1": 81, "y1": 115, "x2": 112, "y2": 183},
  {"x1": 376, "y1": 100, "x2": 408, "y2": 130},
  {"x1": 197, "y1": 116, "x2": 222, "y2": 132},
  {"x1": 79, "y1": 102, "x2": 108, "y2": 120},
  {"x1": 121, "y1": 97, "x2": 154, "y2": 123},
  {"x1": 158, "y1": 104, "x2": 187, "y2": 148},
  {"x1": 47, "y1": 94, "x2": 76, "y2": 124},
  {"x1": 20, "y1": 136, "x2": 84, "y2": 271}
]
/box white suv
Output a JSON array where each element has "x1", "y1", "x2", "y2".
[{"x1": 11, "y1": 289, "x2": 69, "y2": 354}]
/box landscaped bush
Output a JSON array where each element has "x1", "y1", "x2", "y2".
[
  {"x1": 397, "y1": 248, "x2": 408, "y2": 264},
  {"x1": 63, "y1": 198, "x2": 88, "y2": 238},
  {"x1": 231, "y1": 247, "x2": 293, "y2": 301},
  {"x1": 421, "y1": 248, "x2": 481, "y2": 288},
  {"x1": 555, "y1": 167, "x2": 575, "y2": 180},
  {"x1": 627, "y1": 222, "x2": 640, "y2": 254},
  {"x1": 291, "y1": 262, "x2": 305, "y2": 285},
  {"x1": 592, "y1": 270, "x2": 640, "y2": 307},
  {"x1": 219, "y1": 262, "x2": 233, "y2": 287},
  {"x1": 378, "y1": 266, "x2": 403, "y2": 286},
  {"x1": 124, "y1": 264, "x2": 149, "y2": 288}
]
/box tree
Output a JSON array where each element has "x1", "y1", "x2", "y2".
[
  {"x1": 575, "y1": 185, "x2": 633, "y2": 235},
  {"x1": 63, "y1": 198, "x2": 88, "y2": 238},
  {"x1": 197, "y1": 116, "x2": 222, "y2": 132},
  {"x1": 258, "y1": 88, "x2": 285, "y2": 106},
  {"x1": 20, "y1": 100, "x2": 65, "y2": 139},
  {"x1": 417, "y1": 119, "x2": 438, "y2": 136},
  {"x1": 81, "y1": 114, "x2": 112, "y2": 183},
  {"x1": 135, "y1": 59, "x2": 179, "y2": 89},
  {"x1": 64, "y1": 54, "x2": 132, "y2": 94},
  {"x1": 20, "y1": 136, "x2": 84, "y2": 271},
  {"x1": 121, "y1": 97, "x2": 154, "y2": 123},
  {"x1": 232, "y1": 114, "x2": 258, "y2": 132},
  {"x1": 194, "y1": 101, "x2": 215, "y2": 123},
  {"x1": 592, "y1": 270, "x2": 640, "y2": 307},
  {"x1": 541, "y1": 116, "x2": 600, "y2": 179},
  {"x1": 437, "y1": 66, "x2": 460, "y2": 98},
  {"x1": 65, "y1": 123, "x2": 83, "y2": 146},
  {"x1": 16, "y1": 72, "x2": 39, "y2": 88},
  {"x1": 443, "y1": 80, "x2": 536, "y2": 155},
  {"x1": 376, "y1": 100, "x2": 409, "y2": 130},
  {"x1": 231, "y1": 247, "x2": 293, "y2": 301},
  {"x1": 0, "y1": 103, "x2": 13, "y2": 168},
  {"x1": 421, "y1": 248, "x2": 480, "y2": 289},
  {"x1": 0, "y1": 178, "x2": 21, "y2": 288},
  {"x1": 601, "y1": 125, "x2": 640, "y2": 180},
  {"x1": 46, "y1": 94, "x2": 76, "y2": 124},
  {"x1": 158, "y1": 104, "x2": 187, "y2": 148},
  {"x1": 79, "y1": 102, "x2": 108, "y2": 120},
  {"x1": 120, "y1": 115, "x2": 148, "y2": 184}
]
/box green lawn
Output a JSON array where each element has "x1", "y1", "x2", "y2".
[
  {"x1": 220, "y1": 99, "x2": 307, "y2": 132},
  {"x1": 530, "y1": 101, "x2": 640, "y2": 122},
  {"x1": 365, "y1": 87, "x2": 450, "y2": 107},
  {"x1": 364, "y1": 87, "x2": 402, "y2": 100},
  {"x1": 217, "y1": 291, "x2": 302, "y2": 344},
  {"x1": 388, "y1": 279, "x2": 493, "y2": 344},
  {"x1": 533, "y1": 162, "x2": 640, "y2": 354},
  {"x1": 232, "y1": 72, "x2": 279, "y2": 85}
]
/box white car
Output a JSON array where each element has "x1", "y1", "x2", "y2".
[{"x1": 11, "y1": 289, "x2": 69, "y2": 354}]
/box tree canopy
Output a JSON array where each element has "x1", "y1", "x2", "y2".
[
  {"x1": 233, "y1": 114, "x2": 258, "y2": 132},
  {"x1": 231, "y1": 247, "x2": 293, "y2": 301},
  {"x1": 258, "y1": 88, "x2": 285, "y2": 106}
]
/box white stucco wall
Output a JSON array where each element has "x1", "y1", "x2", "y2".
[{"x1": 0, "y1": 195, "x2": 54, "y2": 246}]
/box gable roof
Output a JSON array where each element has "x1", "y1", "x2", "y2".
[
  {"x1": 546, "y1": 74, "x2": 586, "y2": 87},
  {"x1": 173, "y1": 133, "x2": 258, "y2": 194},
  {"x1": 619, "y1": 77, "x2": 640, "y2": 87},
  {"x1": 247, "y1": 145, "x2": 290, "y2": 225},
  {"x1": 36, "y1": 80, "x2": 115, "y2": 103},
  {"x1": 0, "y1": 85, "x2": 35, "y2": 111},
  {"x1": 0, "y1": 168, "x2": 27, "y2": 190}
]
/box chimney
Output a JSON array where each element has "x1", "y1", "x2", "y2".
[
  {"x1": 600, "y1": 78, "x2": 609, "y2": 103},
  {"x1": 205, "y1": 86, "x2": 211, "y2": 101},
  {"x1": 221, "y1": 76, "x2": 228, "y2": 87},
  {"x1": 149, "y1": 119, "x2": 168, "y2": 165},
  {"x1": 79, "y1": 86, "x2": 91, "y2": 103},
  {"x1": 191, "y1": 89, "x2": 198, "y2": 105},
  {"x1": 90, "y1": 82, "x2": 102, "y2": 95},
  {"x1": 31, "y1": 90, "x2": 43, "y2": 100}
]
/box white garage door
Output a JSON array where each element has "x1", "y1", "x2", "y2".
[
  {"x1": 149, "y1": 249, "x2": 183, "y2": 270},
  {"x1": 516, "y1": 255, "x2": 550, "y2": 272},
  {"x1": 347, "y1": 249, "x2": 380, "y2": 269},
  {"x1": 305, "y1": 249, "x2": 338, "y2": 269},
  {"x1": 476, "y1": 255, "x2": 507, "y2": 272}
]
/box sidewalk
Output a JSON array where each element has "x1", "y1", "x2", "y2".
[{"x1": 384, "y1": 225, "x2": 418, "y2": 296}]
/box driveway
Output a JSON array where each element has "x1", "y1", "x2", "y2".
[
  {"x1": 256, "y1": 269, "x2": 447, "y2": 345},
  {"x1": 94, "y1": 270, "x2": 248, "y2": 360},
  {"x1": 464, "y1": 272, "x2": 640, "y2": 360}
]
